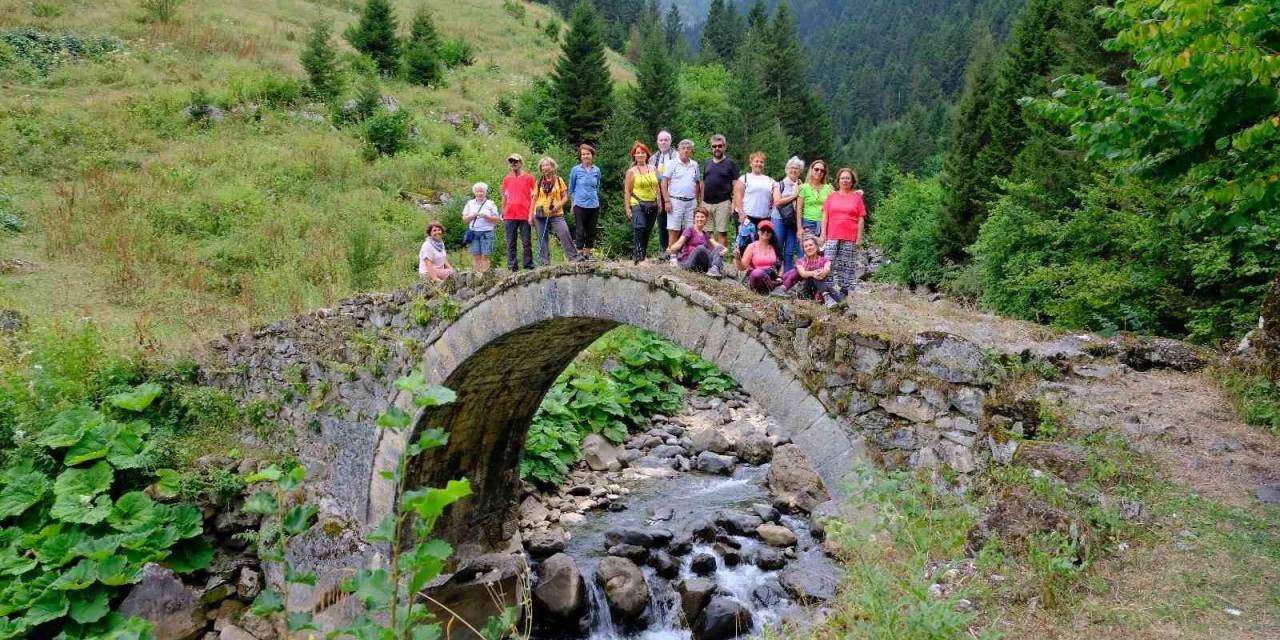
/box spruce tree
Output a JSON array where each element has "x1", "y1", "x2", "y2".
[
  {"x1": 939, "y1": 30, "x2": 999, "y2": 259},
  {"x1": 746, "y1": 0, "x2": 769, "y2": 30},
  {"x1": 402, "y1": 7, "x2": 443, "y2": 86},
  {"x1": 631, "y1": 26, "x2": 679, "y2": 137},
  {"x1": 663, "y1": 4, "x2": 682, "y2": 51},
  {"x1": 301, "y1": 21, "x2": 343, "y2": 102},
  {"x1": 345, "y1": 0, "x2": 400, "y2": 76},
  {"x1": 552, "y1": 0, "x2": 614, "y2": 145},
  {"x1": 701, "y1": 0, "x2": 741, "y2": 64},
  {"x1": 731, "y1": 30, "x2": 791, "y2": 174},
  {"x1": 763, "y1": 1, "x2": 833, "y2": 163}
]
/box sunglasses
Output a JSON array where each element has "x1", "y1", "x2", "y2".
[
  {"x1": 814, "y1": 168, "x2": 827, "y2": 173},
  {"x1": 711, "y1": 144, "x2": 725, "y2": 148}
]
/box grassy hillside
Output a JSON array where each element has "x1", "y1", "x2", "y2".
[{"x1": 0, "y1": 0, "x2": 631, "y2": 349}]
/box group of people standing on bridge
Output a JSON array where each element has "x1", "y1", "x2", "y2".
[{"x1": 418, "y1": 130, "x2": 866, "y2": 308}]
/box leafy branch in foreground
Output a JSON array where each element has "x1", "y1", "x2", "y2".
[{"x1": 245, "y1": 374, "x2": 492, "y2": 639}]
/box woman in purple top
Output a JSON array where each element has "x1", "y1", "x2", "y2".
[
  {"x1": 782, "y1": 234, "x2": 844, "y2": 308},
  {"x1": 666, "y1": 207, "x2": 727, "y2": 277}
]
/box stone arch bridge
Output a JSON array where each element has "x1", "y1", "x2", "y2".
[{"x1": 202, "y1": 264, "x2": 1000, "y2": 617}]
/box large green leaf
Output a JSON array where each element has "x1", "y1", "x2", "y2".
[
  {"x1": 68, "y1": 585, "x2": 110, "y2": 624},
  {"x1": 22, "y1": 589, "x2": 68, "y2": 626},
  {"x1": 242, "y1": 491, "x2": 278, "y2": 515},
  {"x1": 169, "y1": 504, "x2": 202, "y2": 539},
  {"x1": 412, "y1": 386, "x2": 456, "y2": 408},
  {"x1": 53, "y1": 462, "x2": 113, "y2": 500},
  {"x1": 37, "y1": 407, "x2": 103, "y2": 449},
  {"x1": 402, "y1": 478, "x2": 471, "y2": 527},
  {"x1": 376, "y1": 406, "x2": 411, "y2": 430},
  {"x1": 150, "y1": 469, "x2": 182, "y2": 499},
  {"x1": 35, "y1": 528, "x2": 85, "y2": 567},
  {"x1": 50, "y1": 493, "x2": 112, "y2": 525},
  {"x1": 72, "y1": 533, "x2": 122, "y2": 561},
  {"x1": 64, "y1": 421, "x2": 122, "y2": 466},
  {"x1": 166, "y1": 537, "x2": 213, "y2": 574},
  {"x1": 50, "y1": 558, "x2": 97, "y2": 590},
  {"x1": 282, "y1": 505, "x2": 318, "y2": 535},
  {"x1": 108, "y1": 383, "x2": 163, "y2": 412},
  {"x1": 250, "y1": 590, "x2": 285, "y2": 616},
  {"x1": 106, "y1": 429, "x2": 149, "y2": 470},
  {"x1": 107, "y1": 492, "x2": 155, "y2": 532},
  {"x1": 96, "y1": 555, "x2": 140, "y2": 586},
  {"x1": 347, "y1": 568, "x2": 393, "y2": 610},
  {"x1": 0, "y1": 616, "x2": 30, "y2": 640},
  {"x1": 0, "y1": 472, "x2": 50, "y2": 519}
]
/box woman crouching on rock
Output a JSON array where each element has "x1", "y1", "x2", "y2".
[
  {"x1": 738, "y1": 219, "x2": 781, "y2": 294},
  {"x1": 667, "y1": 207, "x2": 727, "y2": 276},
  {"x1": 418, "y1": 221, "x2": 454, "y2": 282}
]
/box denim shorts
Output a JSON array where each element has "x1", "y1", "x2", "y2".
[{"x1": 468, "y1": 230, "x2": 495, "y2": 256}]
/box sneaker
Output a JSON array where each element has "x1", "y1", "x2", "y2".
[
  {"x1": 707, "y1": 265, "x2": 722, "y2": 278},
  {"x1": 769, "y1": 287, "x2": 789, "y2": 298},
  {"x1": 669, "y1": 255, "x2": 678, "y2": 266},
  {"x1": 825, "y1": 296, "x2": 839, "y2": 309}
]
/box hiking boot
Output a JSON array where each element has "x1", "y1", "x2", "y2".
[
  {"x1": 769, "y1": 287, "x2": 790, "y2": 298},
  {"x1": 707, "y1": 265, "x2": 722, "y2": 278},
  {"x1": 825, "y1": 296, "x2": 839, "y2": 309}
]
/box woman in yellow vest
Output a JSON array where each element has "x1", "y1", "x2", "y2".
[
  {"x1": 533, "y1": 156, "x2": 579, "y2": 265},
  {"x1": 623, "y1": 141, "x2": 661, "y2": 265}
]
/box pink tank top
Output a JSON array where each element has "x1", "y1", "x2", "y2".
[{"x1": 749, "y1": 243, "x2": 776, "y2": 270}]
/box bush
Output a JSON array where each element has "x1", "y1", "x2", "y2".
[
  {"x1": 870, "y1": 172, "x2": 947, "y2": 287},
  {"x1": 138, "y1": 0, "x2": 185, "y2": 23},
  {"x1": 502, "y1": 0, "x2": 526, "y2": 22},
  {"x1": 439, "y1": 38, "x2": 474, "y2": 68},
  {"x1": 0, "y1": 192, "x2": 24, "y2": 234},
  {"x1": 346, "y1": 222, "x2": 388, "y2": 289},
  {"x1": 0, "y1": 28, "x2": 126, "y2": 78},
  {"x1": 301, "y1": 21, "x2": 344, "y2": 102},
  {"x1": 513, "y1": 79, "x2": 558, "y2": 152},
  {"x1": 544, "y1": 19, "x2": 561, "y2": 41},
  {"x1": 225, "y1": 70, "x2": 303, "y2": 108},
  {"x1": 361, "y1": 109, "x2": 413, "y2": 158}
]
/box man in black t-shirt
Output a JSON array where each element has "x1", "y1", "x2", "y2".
[{"x1": 702, "y1": 133, "x2": 740, "y2": 247}]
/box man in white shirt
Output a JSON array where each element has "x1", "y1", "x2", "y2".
[{"x1": 660, "y1": 139, "x2": 702, "y2": 250}]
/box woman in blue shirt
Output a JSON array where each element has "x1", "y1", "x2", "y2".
[{"x1": 567, "y1": 143, "x2": 602, "y2": 259}]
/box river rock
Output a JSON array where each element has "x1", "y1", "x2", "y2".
[
  {"x1": 582, "y1": 434, "x2": 623, "y2": 471},
  {"x1": 751, "y1": 580, "x2": 788, "y2": 607},
  {"x1": 779, "y1": 555, "x2": 840, "y2": 603},
  {"x1": 607, "y1": 544, "x2": 649, "y2": 563},
  {"x1": 693, "y1": 596, "x2": 754, "y2": 640},
  {"x1": 752, "y1": 504, "x2": 780, "y2": 523},
  {"x1": 533, "y1": 553, "x2": 585, "y2": 619},
  {"x1": 690, "y1": 427, "x2": 733, "y2": 455},
  {"x1": 715, "y1": 511, "x2": 764, "y2": 535},
  {"x1": 526, "y1": 528, "x2": 568, "y2": 557},
  {"x1": 735, "y1": 433, "x2": 773, "y2": 464},
  {"x1": 118, "y1": 564, "x2": 207, "y2": 640},
  {"x1": 766, "y1": 445, "x2": 829, "y2": 513},
  {"x1": 649, "y1": 551, "x2": 680, "y2": 579},
  {"x1": 713, "y1": 542, "x2": 741, "y2": 566},
  {"x1": 668, "y1": 529, "x2": 694, "y2": 555},
  {"x1": 688, "y1": 516, "x2": 718, "y2": 541},
  {"x1": 756, "y1": 523, "x2": 798, "y2": 547},
  {"x1": 596, "y1": 557, "x2": 650, "y2": 621},
  {"x1": 651, "y1": 444, "x2": 688, "y2": 459},
  {"x1": 219, "y1": 625, "x2": 256, "y2": 640},
  {"x1": 690, "y1": 552, "x2": 717, "y2": 576},
  {"x1": 755, "y1": 546, "x2": 786, "y2": 570},
  {"x1": 695, "y1": 451, "x2": 737, "y2": 475},
  {"x1": 520, "y1": 496, "x2": 549, "y2": 525},
  {"x1": 649, "y1": 507, "x2": 675, "y2": 522},
  {"x1": 605, "y1": 526, "x2": 673, "y2": 548},
  {"x1": 678, "y1": 577, "x2": 716, "y2": 622}
]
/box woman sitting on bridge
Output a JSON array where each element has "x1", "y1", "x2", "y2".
[
  {"x1": 666, "y1": 207, "x2": 726, "y2": 277},
  {"x1": 738, "y1": 219, "x2": 781, "y2": 294},
  {"x1": 418, "y1": 221, "x2": 454, "y2": 282}
]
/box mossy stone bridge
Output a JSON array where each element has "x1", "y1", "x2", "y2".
[{"x1": 202, "y1": 263, "x2": 1000, "y2": 620}]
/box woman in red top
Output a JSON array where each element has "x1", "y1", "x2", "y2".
[
  {"x1": 738, "y1": 220, "x2": 781, "y2": 294},
  {"x1": 821, "y1": 167, "x2": 866, "y2": 293}
]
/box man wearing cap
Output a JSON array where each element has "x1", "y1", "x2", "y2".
[{"x1": 501, "y1": 153, "x2": 536, "y2": 271}]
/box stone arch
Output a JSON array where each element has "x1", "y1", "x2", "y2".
[{"x1": 365, "y1": 269, "x2": 868, "y2": 554}]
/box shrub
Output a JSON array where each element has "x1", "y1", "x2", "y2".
[
  {"x1": 345, "y1": 223, "x2": 388, "y2": 289},
  {"x1": 300, "y1": 21, "x2": 344, "y2": 101},
  {"x1": 513, "y1": 79, "x2": 558, "y2": 152},
  {"x1": 439, "y1": 38, "x2": 474, "y2": 68},
  {"x1": 870, "y1": 172, "x2": 947, "y2": 287},
  {"x1": 0, "y1": 28, "x2": 126, "y2": 78},
  {"x1": 0, "y1": 192, "x2": 24, "y2": 234},
  {"x1": 502, "y1": 0, "x2": 526, "y2": 22},
  {"x1": 544, "y1": 19, "x2": 561, "y2": 41},
  {"x1": 361, "y1": 109, "x2": 413, "y2": 158},
  {"x1": 138, "y1": 0, "x2": 185, "y2": 23},
  {"x1": 225, "y1": 70, "x2": 303, "y2": 108}
]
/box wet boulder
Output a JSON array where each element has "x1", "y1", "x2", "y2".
[
  {"x1": 755, "y1": 546, "x2": 786, "y2": 570},
  {"x1": 595, "y1": 557, "x2": 650, "y2": 621},
  {"x1": 693, "y1": 597, "x2": 754, "y2": 640},
  {"x1": 117, "y1": 564, "x2": 207, "y2": 640},
  {"x1": 715, "y1": 511, "x2": 764, "y2": 535},
  {"x1": 533, "y1": 553, "x2": 585, "y2": 619},
  {"x1": 525, "y1": 528, "x2": 567, "y2": 557},
  {"x1": 582, "y1": 434, "x2": 623, "y2": 471},
  {"x1": 690, "y1": 552, "x2": 717, "y2": 576},
  {"x1": 678, "y1": 577, "x2": 716, "y2": 622},
  {"x1": 605, "y1": 526, "x2": 673, "y2": 549},
  {"x1": 695, "y1": 451, "x2": 738, "y2": 475},
  {"x1": 756, "y1": 523, "x2": 798, "y2": 547},
  {"x1": 606, "y1": 544, "x2": 649, "y2": 563},
  {"x1": 648, "y1": 551, "x2": 680, "y2": 579},
  {"x1": 766, "y1": 445, "x2": 829, "y2": 513}
]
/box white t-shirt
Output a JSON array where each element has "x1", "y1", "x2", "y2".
[
  {"x1": 663, "y1": 158, "x2": 701, "y2": 199},
  {"x1": 463, "y1": 198, "x2": 499, "y2": 232},
  {"x1": 739, "y1": 173, "x2": 776, "y2": 219},
  {"x1": 418, "y1": 239, "x2": 447, "y2": 276}
]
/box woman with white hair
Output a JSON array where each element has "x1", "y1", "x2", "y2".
[
  {"x1": 461, "y1": 181, "x2": 500, "y2": 273},
  {"x1": 771, "y1": 156, "x2": 805, "y2": 273}
]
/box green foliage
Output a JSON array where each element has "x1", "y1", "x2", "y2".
[
  {"x1": 345, "y1": 0, "x2": 401, "y2": 75},
  {"x1": 940, "y1": 30, "x2": 999, "y2": 259},
  {"x1": 870, "y1": 172, "x2": 947, "y2": 286},
  {"x1": 439, "y1": 38, "x2": 475, "y2": 68},
  {"x1": 700, "y1": 0, "x2": 743, "y2": 63},
  {"x1": 361, "y1": 109, "x2": 414, "y2": 159},
  {"x1": 1219, "y1": 367, "x2": 1280, "y2": 436},
  {"x1": 551, "y1": 1, "x2": 613, "y2": 145},
  {"x1": 544, "y1": 19, "x2": 561, "y2": 42},
  {"x1": 0, "y1": 28, "x2": 126, "y2": 80},
  {"x1": 224, "y1": 71, "x2": 303, "y2": 108},
  {"x1": 630, "y1": 27, "x2": 678, "y2": 140},
  {"x1": 300, "y1": 21, "x2": 344, "y2": 102},
  {"x1": 138, "y1": 0, "x2": 184, "y2": 24},
  {"x1": 248, "y1": 376, "x2": 496, "y2": 640},
  {"x1": 502, "y1": 0, "x2": 527, "y2": 22},
  {"x1": 520, "y1": 328, "x2": 736, "y2": 486},
  {"x1": 402, "y1": 8, "x2": 443, "y2": 87},
  {"x1": 662, "y1": 4, "x2": 682, "y2": 51},
  {"x1": 345, "y1": 222, "x2": 388, "y2": 289}
]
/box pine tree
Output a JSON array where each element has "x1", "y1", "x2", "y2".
[
  {"x1": 552, "y1": 0, "x2": 614, "y2": 146},
  {"x1": 662, "y1": 4, "x2": 682, "y2": 51},
  {"x1": 940, "y1": 30, "x2": 999, "y2": 259},
  {"x1": 301, "y1": 20, "x2": 343, "y2": 102},
  {"x1": 402, "y1": 7, "x2": 443, "y2": 86},
  {"x1": 345, "y1": 0, "x2": 400, "y2": 75},
  {"x1": 701, "y1": 0, "x2": 741, "y2": 64},
  {"x1": 746, "y1": 0, "x2": 769, "y2": 30},
  {"x1": 731, "y1": 30, "x2": 792, "y2": 174},
  {"x1": 763, "y1": 1, "x2": 833, "y2": 163},
  {"x1": 631, "y1": 26, "x2": 679, "y2": 137}
]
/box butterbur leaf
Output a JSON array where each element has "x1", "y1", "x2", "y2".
[
  {"x1": 65, "y1": 421, "x2": 122, "y2": 466},
  {"x1": 245, "y1": 465, "x2": 282, "y2": 484},
  {"x1": 0, "y1": 472, "x2": 50, "y2": 519},
  {"x1": 88, "y1": 612, "x2": 151, "y2": 640},
  {"x1": 377, "y1": 407, "x2": 411, "y2": 430},
  {"x1": 169, "y1": 504, "x2": 202, "y2": 539},
  {"x1": 23, "y1": 589, "x2": 69, "y2": 626},
  {"x1": 68, "y1": 585, "x2": 110, "y2": 623},
  {"x1": 72, "y1": 534, "x2": 122, "y2": 561},
  {"x1": 108, "y1": 383, "x2": 163, "y2": 412},
  {"x1": 285, "y1": 566, "x2": 316, "y2": 585},
  {"x1": 277, "y1": 465, "x2": 306, "y2": 492},
  {"x1": 0, "y1": 617, "x2": 30, "y2": 640},
  {"x1": 107, "y1": 431, "x2": 149, "y2": 470},
  {"x1": 250, "y1": 590, "x2": 285, "y2": 616},
  {"x1": 412, "y1": 386, "x2": 456, "y2": 408},
  {"x1": 151, "y1": 469, "x2": 182, "y2": 498},
  {"x1": 282, "y1": 505, "x2": 318, "y2": 535},
  {"x1": 287, "y1": 611, "x2": 318, "y2": 632},
  {"x1": 242, "y1": 491, "x2": 278, "y2": 515},
  {"x1": 394, "y1": 371, "x2": 428, "y2": 392},
  {"x1": 38, "y1": 407, "x2": 102, "y2": 448},
  {"x1": 167, "y1": 537, "x2": 213, "y2": 573},
  {"x1": 96, "y1": 555, "x2": 138, "y2": 586},
  {"x1": 51, "y1": 558, "x2": 97, "y2": 590},
  {"x1": 367, "y1": 514, "x2": 395, "y2": 543},
  {"x1": 108, "y1": 492, "x2": 154, "y2": 532},
  {"x1": 36, "y1": 529, "x2": 85, "y2": 567},
  {"x1": 51, "y1": 493, "x2": 112, "y2": 525}
]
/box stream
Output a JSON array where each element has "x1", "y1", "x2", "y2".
[{"x1": 524, "y1": 395, "x2": 840, "y2": 640}]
